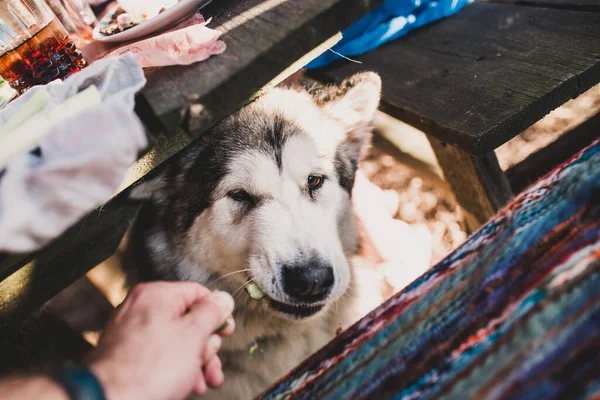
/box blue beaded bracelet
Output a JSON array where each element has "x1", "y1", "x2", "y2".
[{"x1": 52, "y1": 365, "x2": 106, "y2": 400}]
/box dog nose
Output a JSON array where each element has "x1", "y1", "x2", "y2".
[{"x1": 282, "y1": 260, "x2": 334, "y2": 302}]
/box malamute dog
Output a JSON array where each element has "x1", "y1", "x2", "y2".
[{"x1": 125, "y1": 71, "x2": 382, "y2": 399}]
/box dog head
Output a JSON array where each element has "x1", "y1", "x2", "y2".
[{"x1": 130, "y1": 72, "x2": 381, "y2": 320}]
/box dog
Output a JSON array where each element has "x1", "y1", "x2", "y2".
[{"x1": 124, "y1": 71, "x2": 382, "y2": 399}]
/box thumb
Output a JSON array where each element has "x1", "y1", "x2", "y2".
[{"x1": 185, "y1": 291, "x2": 235, "y2": 339}]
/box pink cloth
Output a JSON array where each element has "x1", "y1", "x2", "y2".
[
  {"x1": 104, "y1": 19, "x2": 226, "y2": 67},
  {"x1": 82, "y1": 13, "x2": 226, "y2": 67}
]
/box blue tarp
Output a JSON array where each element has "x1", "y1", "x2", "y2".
[{"x1": 306, "y1": 0, "x2": 473, "y2": 69}]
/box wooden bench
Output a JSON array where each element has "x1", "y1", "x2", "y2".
[
  {"x1": 0, "y1": 0, "x2": 386, "y2": 372},
  {"x1": 310, "y1": 0, "x2": 600, "y2": 230}
]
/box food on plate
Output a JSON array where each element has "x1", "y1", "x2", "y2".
[
  {"x1": 98, "y1": 1, "x2": 184, "y2": 37},
  {"x1": 102, "y1": 19, "x2": 226, "y2": 68},
  {"x1": 99, "y1": 7, "x2": 139, "y2": 36},
  {"x1": 117, "y1": 13, "x2": 138, "y2": 31}
]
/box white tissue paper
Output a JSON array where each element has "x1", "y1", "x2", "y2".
[{"x1": 0, "y1": 53, "x2": 148, "y2": 253}]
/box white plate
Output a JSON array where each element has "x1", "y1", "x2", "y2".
[{"x1": 92, "y1": 0, "x2": 214, "y2": 43}]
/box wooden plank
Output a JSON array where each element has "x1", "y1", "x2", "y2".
[
  {"x1": 428, "y1": 138, "x2": 513, "y2": 231},
  {"x1": 0, "y1": 310, "x2": 92, "y2": 374},
  {"x1": 0, "y1": 253, "x2": 30, "y2": 283},
  {"x1": 311, "y1": 2, "x2": 600, "y2": 155},
  {"x1": 506, "y1": 112, "x2": 600, "y2": 193},
  {"x1": 486, "y1": 0, "x2": 600, "y2": 12},
  {"x1": 142, "y1": 0, "x2": 386, "y2": 133},
  {"x1": 0, "y1": 196, "x2": 138, "y2": 320},
  {"x1": 0, "y1": 0, "x2": 383, "y2": 321}
]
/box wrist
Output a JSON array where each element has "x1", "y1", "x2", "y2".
[
  {"x1": 3, "y1": 376, "x2": 71, "y2": 400},
  {"x1": 88, "y1": 360, "x2": 128, "y2": 400},
  {"x1": 40, "y1": 376, "x2": 71, "y2": 400},
  {"x1": 50, "y1": 364, "x2": 107, "y2": 400}
]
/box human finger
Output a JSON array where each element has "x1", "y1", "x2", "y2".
[
  {"x1": 129, "y1": 281, "x2": 212, "y2": 317},
  {"x1": 214, "y1": 316, "x2": 235, "y2": 336},
  {"x1": 186, "y1": 291, "x2": 234, "y2": 340},
  {"x1": 202, "y1": 335, "x2": 222, "y2": 364},
  {"x1": 204, "y1": 356, "x2": 224, "y2": 389},
  {"x1": 193, "y1": 372, "x2": 207, "y2": 396}
]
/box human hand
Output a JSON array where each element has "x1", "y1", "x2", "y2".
[{"x1": 87, "y1": 281, "x2": 235, "y2": 400}]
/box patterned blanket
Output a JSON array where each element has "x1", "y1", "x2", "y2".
[{"x1": 259, "y1": 139, "x2": 600, "y2": 400}]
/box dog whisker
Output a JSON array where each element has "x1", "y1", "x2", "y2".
[
  {"x1": 334, "y1": 298, "x2": 340, "y2": 315},
  {"x1": 207, "y1": 269, "x2": 253, "y2": 286},
  {"x1": 342, "y1": 285, "x2": 356, "y2": 295},
  {"x1": 232, "y1": 278, "x2": 256, "y2": 297}
]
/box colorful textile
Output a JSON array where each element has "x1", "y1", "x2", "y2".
[
  {"x1": 306, "y1": 0, "x2": 473, "y2": 69},
  {"x1": 259, "y1": 139, "x2": 600, "y2": 400}
]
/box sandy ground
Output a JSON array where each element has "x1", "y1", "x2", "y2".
[
  {"x1": 361, "y1": 146, "x2": 466, "y2": 265},
  {"x1": 360, "y1": 84, "x2": 600, "y2": 297}
]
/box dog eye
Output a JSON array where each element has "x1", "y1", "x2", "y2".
[
  {"x1": 228, "y1": 189, "x2": 255, "y2": 204},
  {"x1": 307, "y1": 175, "x2": 324, "y2": 191}
]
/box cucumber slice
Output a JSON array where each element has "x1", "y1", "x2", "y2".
[
  {"x1": 245, "y1": 282, "x2": 266, "y2": 301},
  {"x1": 249, "y1": 342, "x2": 258, "y2": 355}
]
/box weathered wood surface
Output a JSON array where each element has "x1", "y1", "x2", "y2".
[
  {"x1": 311, "y1": 2, "x2": 600, "y2": 155},
  {"x1": 487, "y1": 0, "x2": 600, "y2": 12},
  {"x1": 0, "y1": 0, "x2": 384, "y2": 321},
  {"x1": 0, "y1": 197, "x2": 138, "y2": 320},
  {"x1": 428, "y1": 138, "x2": 513, "y2": 232},
  {"x1": 142, "y1": 0, "x2": 386, "y2": 133},
  {"x1": 506, "y1": 112, "x2": 600, "y2": 193}
]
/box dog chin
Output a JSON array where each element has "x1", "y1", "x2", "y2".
[
  {"x1": 267, "y1": 297, "x2": 326, "y2": 320},
  {"x1": 246, "y1": 286, "x2": 330, "y2": 320}
]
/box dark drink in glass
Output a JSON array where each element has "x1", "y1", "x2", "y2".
[{"x1": 0, "y1": 0, "x2": 87, "y2": 94}]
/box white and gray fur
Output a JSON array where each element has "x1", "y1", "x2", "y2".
[{"x1": 125, "y1": 72, "x2": 382, "y2": 399}]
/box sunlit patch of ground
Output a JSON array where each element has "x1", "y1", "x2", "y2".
[{"x1": 358, "y1": 84, "x2": 600, "y2": 300}]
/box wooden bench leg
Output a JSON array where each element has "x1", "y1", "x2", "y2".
[{"x1": 427, "y1": 137, "x2": 513, "y2": 232}]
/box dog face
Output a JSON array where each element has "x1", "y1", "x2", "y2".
[{"x1": 130, "y1": 72, "x2": 381, "y2": 320}]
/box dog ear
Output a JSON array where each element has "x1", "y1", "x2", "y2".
[
  {"x1": 323, "y1": 72, "x2": 382, "y2": 138},
  {"x1": 318, "y1": 72, "x2": 381, "y2": 159},
  {"x1": 317, "y1": 72, "x2": 381, "y2": 191}
]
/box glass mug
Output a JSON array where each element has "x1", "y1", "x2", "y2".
[
  {"x1": 45, "y1": 0, "x2": 95, "y2": 47},
  {"x1": 0, "y1": 0, "x2": 87, "y2": 93},
  {"x1": 68, "y1": 0, "x2": 97, "y2": 27}
]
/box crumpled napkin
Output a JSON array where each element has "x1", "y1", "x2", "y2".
[
  {"x1": 103, "y1": 14, "x2": 226, "y2": 68},
  {"x1": 0, "y1": 53, "x2": 148, "y2": 253},
  {"x1": 82, "y1": 13, "x2": 226, "y2": 68}
]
